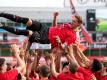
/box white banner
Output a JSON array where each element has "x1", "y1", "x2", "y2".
[
  {"x1": 65, "y1": 0, "x2": 107, "y2": 8},
  {"x1": 30, "y1": 43, "x2": 51, "y2": 49}
]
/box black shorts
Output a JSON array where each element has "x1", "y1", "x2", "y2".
[{"x1": 28, "y1": 20, "x2": 50, "y2": 44}]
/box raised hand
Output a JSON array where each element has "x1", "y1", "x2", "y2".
[
  {"x1": 11, "y1": 44, "x2": 20, "y2": 56},
  {"x1": 53, "y1": 11, "x2": 59, "y2": 17},
  {"x1": 55, "y1": 35, "x2": 61, "y2": 44},
  {"x1": 50, "y1": 53, "x2": 55, "y2": 61}
]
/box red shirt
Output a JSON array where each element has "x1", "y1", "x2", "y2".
[
  {"x1": 78, "y1": 67, "x2": 96, "y2": 80},
  {"x1": 29, "y1": 70, "x2": 38, "y2": 80},
  {"x1": 95, "y1": 72, "x2": 107, "y2": 80},
  {"x1": 29, "y1": 75, "x2": 37, "y2": 80},
  {"x1": 49, "y1": 75, "x2": 56, "y2": 80},
  {"x1": 94, "y1": 72, "x2": 101, "y2": 80},
  {"x1": 57, "y1": 73, "x2": 67, "y2": 80},
  {"x1": 48, "y1": 23, "x2": 76, "y2": 48},
  {"x1": 57, "y1": 72, "x2": 84, "y2": 80},
  {"x1": 39, "y1": 78, "x2": 49, "y2": 80},
  {"x1": 0, "y1": 69, "x2": 18, "y2": 80},
  {"x1": 101, "y1": 75, "x2": 107, "y2": 80}
]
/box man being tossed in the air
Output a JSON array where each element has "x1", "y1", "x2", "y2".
[{"x1": 0, "y1": 12, "x2": 83, "y2": 50}]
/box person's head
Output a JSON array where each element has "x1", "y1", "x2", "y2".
[
  {"x1": 17, "y1": 73, "x2": 22, "y2": 80},
  {"x1": 6, "y1": 63, "x2": 13, "y2": 71},
  {"x1": 19, "y1": 47, "x2": 26, "y2": 57},
  {"x1": 39, "y1": 65, "x2": 50, "y2": 78},
  {"x1": 103, "y1": 62, "x2": 107, "y2": 68},
  {"x1": 69, "y1": 61, "x2": 78, "y2": 74},
  {"x1": 61, "y1": 62, "x2": 69, "y2": 73},
  {"x1": 0, "y1": 58, "x2": 7, "y2": 73},
  {"x1": 101, "y1": 62, "x2": 107, "y2": 73},
  {"x1": 71, "y1": 15, "x2": 83, "y2": 29},
  {"x1": 90, "y1": 59, "x2": 102, "y2": 72},
  {"x1": 29, "y1": 49, "x2": 35, "y2": 55}
]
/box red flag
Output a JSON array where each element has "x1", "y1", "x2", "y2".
[{"x1": 81, "y1": 25, "x2": 93, "y2": 44}]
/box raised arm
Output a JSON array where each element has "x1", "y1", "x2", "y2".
[
  {"x1": 73, "y1": 43, "x2": 90, "y2": 67},
  {"x1": 52, "y1": 12, "x2": 59, "y2": 26},
  {"x1": 11, "y1": 44, "x2": 25, "y2": 73},
  {"x1": 65, "y1": 45, "x2": 80, "y2": 67},
  {"x1": 50, "y1": 53, "x2": 59, "y2": 78},
  {"x1": 31, "y1": 50, "x2": 38, "y2": 71}
]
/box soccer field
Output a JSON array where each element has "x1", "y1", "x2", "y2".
[{"x1": 96, "y1": 21, "x2": 107, "y2": 32}]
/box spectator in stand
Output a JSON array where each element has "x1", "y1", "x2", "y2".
[
  {"x1": 0, "y1": 44, "x2": 25, "y2": 80},
  {"x1": 102, "y1": 36, "x2": 107, "y2": 42},
  {"x1": 96, "y1": 36, "x2": 103, "y2": 42}
]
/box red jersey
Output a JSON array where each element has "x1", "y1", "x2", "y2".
[
  {"x1": 78, "y1": 67, "x2": 96, "y2": 80},
  {"x1": 0, "y1": 69, "x2": 18, "y2": 80},
  {"x1": 39, "y1": 78, "x2": 49, "y2": 80},
  {"x1": 48, "y1": 23, "x2": 76, "y2": 48},
  {"x1": 94, "y1": 72, "x2": 101, "y2": 80},
  {"x1": 95, "y1": 72, "x2": 107, "y2": 80},
  {"x1": 29, "y1": 70, "x2": 38, "y2": 80},
  {"x1": 57, "y1": 72, "x2": 84, "y2": 80},
  {"x1": 49, "y1": 75, "x2": 56, "y2": 80},
  {"x1": 29, "y1": 75, "x2": 37, "y2": 80},
  {"x1": 57, "y1": 73, "x2": 67, "y2": 80},
  {"x1": 101, "y1": 75, "x2": 107, "y2": 80}
]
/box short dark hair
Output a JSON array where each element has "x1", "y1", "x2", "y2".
[
  {"x1": 39, "y1": 65, "x2": 50, "y2": 77},
  {"x1": 91, "y1": 59, "x2": 102, "y2": 72},
  {"x1": 0, "y1": 58, "x2": 5, "y2": 70},
  {"x1": 62, "y1": 62, "x2": 69, "y2": 69},
  {"x1": 0, "y1": 58, "x2": 5, "y2": 66},
  {"x1": 17, "y1": 73, "x2": 22, "y2": 80},
  {"x1": 69, "y1": 62, "x2": 78, "y2": 74}
]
